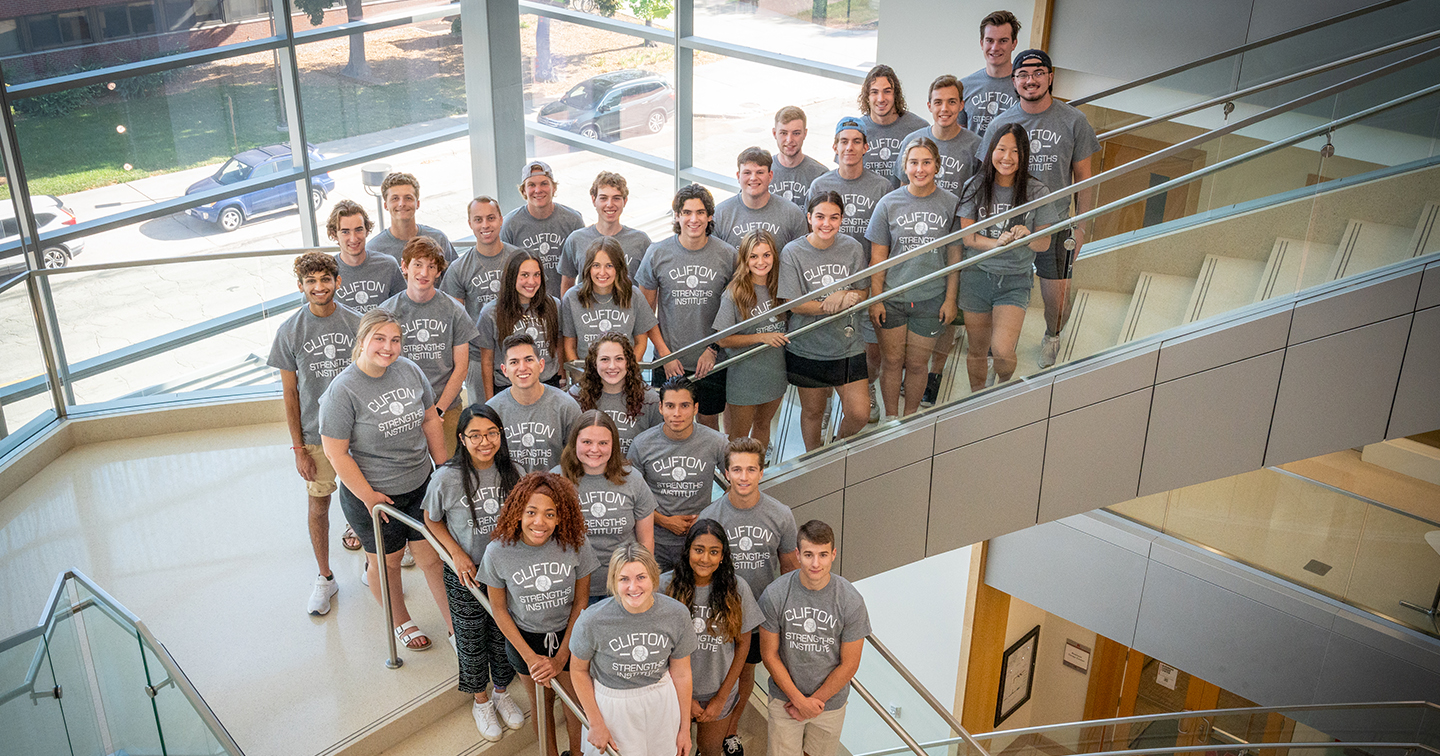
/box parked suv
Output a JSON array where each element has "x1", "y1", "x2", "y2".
[
  {"x1": 0, "y1": 195, "x2": 84, "y2": 275},
  {"x1": 538, "y1": 70, "x2": 675, "y2": 141},
  {"x1": 184, "y1": 144, "x2": 334, "y2": 232}
]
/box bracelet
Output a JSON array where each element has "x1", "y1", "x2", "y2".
[{"x1": 290, "y1": 445, "x2": 305, "y2": 450}]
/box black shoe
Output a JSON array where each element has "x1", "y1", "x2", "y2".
[
  {"x1": 921, "y1": 372, "x2": 942, "y2": 407},
  {"x1": 723, "y1": 735, "x2": 744, "y2": 756}
]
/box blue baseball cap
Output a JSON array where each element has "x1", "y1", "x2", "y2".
[{"x1": 835, "y1": 116, "x2": 868, "y2": 139}]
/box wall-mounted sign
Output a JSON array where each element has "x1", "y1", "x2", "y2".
[
  {"x1": 1157, "y1": 663, "x2": 1179, "y2": 690},
  {"x1": 1063, "y1": 640, "x2": 1091, "y2": 673}
]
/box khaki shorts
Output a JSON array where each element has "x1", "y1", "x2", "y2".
[
  {"x1": 441, "y1": 405, "x2": 461, "y2": 458},
  {"x1": 767, "y1": 697, "x2": 847, "y2": 756},
  {"x1": 303, "y1": 444, "x2": 338, "y2": 497}
]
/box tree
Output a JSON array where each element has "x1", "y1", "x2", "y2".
[
  {"x1": 627, "y1": 0, "x2": 670, "y2": 44},
  {"x1": 292, "y1": 0, "x2": 370, "y2": 79}
]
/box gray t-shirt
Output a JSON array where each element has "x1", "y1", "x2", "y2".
[
  {"x1": 980, "y1": 100, "x2": 1100, "y2": 220},
  {"x1": 957, "y1": 176, "x2": 1061, "y2": 276},
  {"x1": 571, "y1": 469, "x2": 658, "y2": 592},
  {"x1": 378, "y1": 290, "x2": 480, "y2": 411},
  {"x1": 960, "y1": 69, "x2": 1019, "y2": 137},
  {"x1": 334, "y1": 252, "x2": 406, "y2": 313},
  {"x1": 368, "y1": 225, "x2": 458, "y2": 263},
  {"x1": 576, "y1": 387, "x2": 663, "y2": 457},
  {"x1": 267, "y1": 304, "x2": 363, "y2": 445},
  {"x1": 634, "y1": 236, "x2": 737, "y2": 371},
  {"x1": 570, "y1": 594, "x2": 698, "y2": 690},
  {"x1": 771, "y1": 156, "x2": 830, "y2": 209},
  {"x1": 712, "y1": 285, "x2": 788, "y2": 407},
  {"x1": 480, "y1": 536, "x2": 600, "y2": 633},
  {"x1": 486, "y1": 385, "x2": 581, "y2": 473},
  {"x1": 778, "y1": 235, "x2": 869, "y2": 361},
  {"x1": 712, "y1": 193, "x2": 809, "y2": 251},
  {"x1": 629, "y1": 424, "x2": 730, "y2": 552},
  {"x1": 423, "y1": 461, "x2": 520, "y2": 562},
  {"x1": 808, "y1": 169, "x2": 895, "y2": 257},
  {"x1": 865, "y1": 186, "x2": 961, "y2": 302},
  {"x1": 658, "y1": 573, "x2": 763, "y2": 700},
  {"x1": 318, "y1": 357, "x2": 436, "y2": 494},
  {"x1": 560, "y1": 289, "x2": 659, "y2": 362},
  {"x1": 501, "y1": 204, "x2": 586, "y2": 299},
  {"x1": 759, "y1": 571, "x2": 871, "y2": 710},
  {"x1": 860, "y1": 111, "x2": 930, "y2": 185},
  {"x1": 440, "y1": 243, "x2": 522, "y2": 327},
  {"x1": 698, "y1": 493, "x2": 799, "y2": 600},
  {"x1": 559, "y1": 225, "x2": 653, "y2": 280},
  {"x1": 894, "y1": 126, "x2": 982, "y2": 196},
  {"x1": 476, "y1": 298, "x2": 562, "y2": 388}
]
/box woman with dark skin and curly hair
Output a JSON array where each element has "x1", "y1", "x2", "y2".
[
  {"x1": 572, "y1": 333, "x2": 661, "y2": 457},
  {"x1": 479, "y1": 471, "x2": 598, "y2": 756}
]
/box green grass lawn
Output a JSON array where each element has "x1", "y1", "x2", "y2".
[{"x1": 5, "y1": 58, "x2": 465, "y2": 200}]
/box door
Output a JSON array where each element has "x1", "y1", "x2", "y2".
[{"x1": 1091, "y1": 134, "x2": 1206, "y2": 243}]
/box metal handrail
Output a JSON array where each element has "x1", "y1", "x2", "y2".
[
  {"x1": 862, "y1": 635, "x2": 990, "y2": 756},
  {"x1": 0, "y1": 569, "x2": 245, "y2": 754},
  {"x1": 850, "y1": 679, "x2": 932, "y2": 756},
  {"x1": 368, "y1": 502, "x2": 621, "y2": 756},
  {"x1": 1069, "y1": 0, "x2": 1414, "y2": 107}
]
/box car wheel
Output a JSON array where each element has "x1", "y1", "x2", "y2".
[
  {"x1": 218, "y1": 206, "x2": 245, "y2": 232},
  {"x1": 580, "y1": 124, "x2": 601, "y2": 141},
  {"x1": 311, "y1": 187, "x2": 325, "y2": 211},
  {"x1": 40, "y1": 247, "x2": 69, "y2": 269},
  {"x1": 646, "y1": 109, "x2": 667, "y2": 134}
]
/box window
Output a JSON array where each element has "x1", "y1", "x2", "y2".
[
  {"x1": 0, "y1": 19, "x2": 21, "y2": 55},
  {"x1": 101, "y1": 2, "x2": 158, "y2": 39},
  {"x1": 162, "y1": 0, "x2": 222, "y2": 30}
]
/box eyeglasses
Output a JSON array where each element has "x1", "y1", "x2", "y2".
[
  {"x1": 1012, "y1": 70, "x2": 1049, "y2": 82},
  {"x1": 462, "y1": 430, "x2": 503, "y2": 442}
]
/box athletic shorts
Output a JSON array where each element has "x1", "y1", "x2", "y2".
[
  {"x1": 786, "y1": 352, "x2": 868, "y2": 389},
  {"x1": 583, "y1": 674, "x2": 683, "y2": 756},
  {"x1": 878, "y1": 295, "x2": 946, "y2": 338},
  {"x1": 696, "y1": 684, "x2": 742, "y2": 720},
  {"x1": 1034, "y1": 228, "x2": 1076, "y2": 280},
  {"x1": 959, "y1": 269, "x2": 1034, "y2": 313},
  {"x1": 651, "y1": 366, "x2": 727, "y2": 416},
  {"x1": 302, "y1": 444, "x2": 338, "y2": 497},
  {"x1": 504, "y1": 625, "x2": 571, "y2": 675},
  {"x1": 746, "y1": 628, "x2": 763, "y2": 664},
  {"x1": 337, "y1": 476, "x2": 430, "y2": 555}
]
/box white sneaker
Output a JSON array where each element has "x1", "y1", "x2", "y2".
[
  {"x1": 493, "y1": 689, "x2": 526, "y2": 730},
  {"x1": 868, "y1": 381, "x2": 881, "y2": 423},
  {"x1": 472, "y1": 701, "x2": 503, "y2": 742},
  {"x1": 401, "y1": 546, "x2": 415, "y2": 568},
  {"x1": 307, "y1": 575, "x2": 338, "y2": 616},
  {"x1": 360, "y1": 564, "x2": 369, "y2": 587},
  {"x1": 1039, "y1": 333, "x2": 1061, "y2": 368},
  {"x1": 985, "y1": 357, "x2": 997, "y2": 388}
]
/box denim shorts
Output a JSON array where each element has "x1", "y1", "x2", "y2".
[
  {"x1": 959, "y1": 269, "x2": 1034, "y2": 313},
  {"x1": 878, "y1": 295, "x2": 946, "y2": 338}
]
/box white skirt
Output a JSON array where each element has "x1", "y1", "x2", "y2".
[{"x1": 582, "y1": 672, "x2": 682, "y2": 756}]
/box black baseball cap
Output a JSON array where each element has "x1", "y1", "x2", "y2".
[{"x1": 1012, "y1": 49, "x2": 1052, "y2": 71}]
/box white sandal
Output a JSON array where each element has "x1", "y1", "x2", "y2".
[{"x1": 394, "y1": 620, "x2": 432, "y2": 651}]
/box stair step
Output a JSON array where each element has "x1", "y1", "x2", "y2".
[
  {"x1": 1254, "y1": 238, "x2": 1337, "y2": 301},
  {"x1": 378, "y1": 695, "x2": 538, "y2": 756},
  {"x1": 1410, "y1": 201, "x2": 1440, "y2": 257},
  {"x1": 1328, "y1": 219, "x2": 1415, "y2": 280},
  {"x1": 1119, "y1": 272, "x2": 1196, "y2": 343},
  {"x1": 1057, "y1": 289, "x2": 1131, "y2": 365},
  {"x1": 1185, "y1": 255, "x2": 1265, "y2": 324}
]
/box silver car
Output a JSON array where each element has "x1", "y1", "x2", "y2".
[{"x1": 0, "y1": 195, "x2": 84, "y2": 275}]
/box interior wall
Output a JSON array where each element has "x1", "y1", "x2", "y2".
[
  {"x1": 990, "y1": 598, "x2": 1095, "y2": 736},
  {"x1": 876, "y1": 0, "x2": 1039, "y2": 114}
]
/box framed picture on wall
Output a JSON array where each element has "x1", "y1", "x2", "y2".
[{"x1": 995, "y1": 625, "x2": 1040, "y2": 727}]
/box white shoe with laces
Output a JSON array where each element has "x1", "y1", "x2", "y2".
[
  {"x1": 493, "y1": 689, "x2": 526, "y2": 730},
  {"x1": 1039, "y1": 333, "x2": 1062, "y2": 368},
  {"x1": 306, "y1": 575, "x2": 337, "y2": 616},
  {"x1": 472, "y1": 700, "x2": 503, "y2": 742},
  {"x1": 985, "y1": 357, "x2": 997, "y2": 388}
]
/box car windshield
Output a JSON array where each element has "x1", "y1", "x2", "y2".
[
  {"x1": 561, "y1": 82, "x2": 594, "y2": 108},
  {"x1": 215, "y1": 157, "x2": 253, "y2": 185}
]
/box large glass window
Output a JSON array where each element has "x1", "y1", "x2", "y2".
[{"x1": 692, "y1": 0, "x2": 876, "y2": 69}]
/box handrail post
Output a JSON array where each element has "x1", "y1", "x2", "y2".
[
  {"x1": 852, "y1": 677, "x2": 932, "y2": 756},
  {"x1": 536, "y1": 677, "x2": 548, "y2": 756},
  {"x1": 373, "y1": 504, "x2": 402, "y2": 669}
]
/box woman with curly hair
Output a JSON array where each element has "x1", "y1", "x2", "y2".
[
  {"x1": 560, "y1": 237, "x2": 665, "y2": 370},
  {"x1": 479, "y1": 471, "x2": 598, "y2": 756},
  {"x1": 661, "y1": 519, "x2": 761, "y2": 756},
  {"x1": 571, "y1": 333, "x2": 661, "y2": 457},
  {"x1": 559, "y1": 410, "x2": 656, "y2": 603},
  {"x1": 476, "y1": 251, "x2": 563, "y2": 399}
]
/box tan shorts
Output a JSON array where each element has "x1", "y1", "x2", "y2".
[
  {"x1": 304, "y1": 444, "x2": 338, "y2": 497},
  {"x1": 767, "y1": 697, "x2": 847, "y2": 756},
  {"x1": 441, "y1": 405, "x2": 461, "y2": 458}
]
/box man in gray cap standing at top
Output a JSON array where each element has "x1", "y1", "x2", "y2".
[
  {"x1": 501, "y1": 159, "x2": 585, "y2": 299},
  {"x1": 981, "y1": 49, "x2": 1098, "y2": 369}
]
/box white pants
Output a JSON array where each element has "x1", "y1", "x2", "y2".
[{"x1": 583, "y1": 672, "x2": 681, "y2": 756}]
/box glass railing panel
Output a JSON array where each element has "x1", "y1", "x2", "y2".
[
  {"x1": 139, "y1": 634, "x2": 231, "y2": 756},
  {"x1": 45, "y1": 604, "x2": 107, "y2": 756},
  {"x1": 0, "y1": 633, "x2": 72, "y2": 756},
  {"x1": 1233, "y1": 0, "x2": 1440, "y2": 89},
  {"x1": 841, "y1": 648, "x2": 959, "y2": 756},
  {"x1": 70, "y1": 582, "x2": 166, "y2": 753},
  {"x1": 0, "y1": 276, "x2": 56, "y2": 453}
]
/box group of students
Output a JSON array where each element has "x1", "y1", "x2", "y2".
[{"x1": 267, "y1": 7, "x2": 1097, "y2": 754}]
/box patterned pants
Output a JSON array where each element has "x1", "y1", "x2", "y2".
[{"x1": 443, "y1": 565, "x2": 517, "y2": 694}]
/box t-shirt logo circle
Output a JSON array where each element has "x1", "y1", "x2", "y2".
[
  {"x1": 845, "y1": 202, "x2": 856, "y2": 215},
  {"x1": 670, "y1": 467, "x2": 687, "y2": 481},
  {"x1": 631, "y1": 645, "x2": 649, "y2": 662},
  {"x1": 880, "y1": 147, "x2": 892, "y2": 159},
  {"x1": 738, "y1": 535, "x2": 754, "y2": 551},
  {"x1": 489, "y1": 279, "x2": 502, "y2": 292},
  {"x1": 686, "y1": 274, "x2": 699, "y2": 288},
  {"x1": 803, "y1": 618, "x2": 817, "y2": 633},
  {"x1": 323, "y1": 344, "x2": 336, "y2": 359},
  {"x1": 820, "y1": 274, "x2": 835, "y2": 286},
  {"x1": 599, "y1": 319, "x2": 612, "y2": 331},
  {"x1": 540, "y1": 242, "x2": 552, "y2": 253},
  {"x1": 1031, "y1": 138, "x2": 1042, "y2": 153},
  {"x1": 522, "y1": 432, "x2": 536, "y2": 447},
  {"x1": 388, "y1": 401, "x2": 405, "y2": 415},
  {"x1": 783, "y1": 190, "x2": 794, "y2": 200},
  {"x1": 915, "y1": 220, "x2": 930, "y2": 235},
  {"x1": 356, "y1": 291, "x2": 370, "y2": 304},
  {"x1": 534, "y1": 575, "x2": 553, "y2": 591},
  {"x1": 693, "y1": 617, "x2": 706, "y2": 634},
  {"x1": 483, "y1": 498, "x2": 499, "y2": 514},
  {"x1": 526, "y1": 326, "x2": 539, "y2": 339},
  {"x1": 589, "y1": 502, "x2": 607, "y2": 518},
  {"x1": 417, "y1": 328, "x2": 431, "y2": 343},
  {"x1": 988, "y1": 101, "x2": 999, "y2": 115}
]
